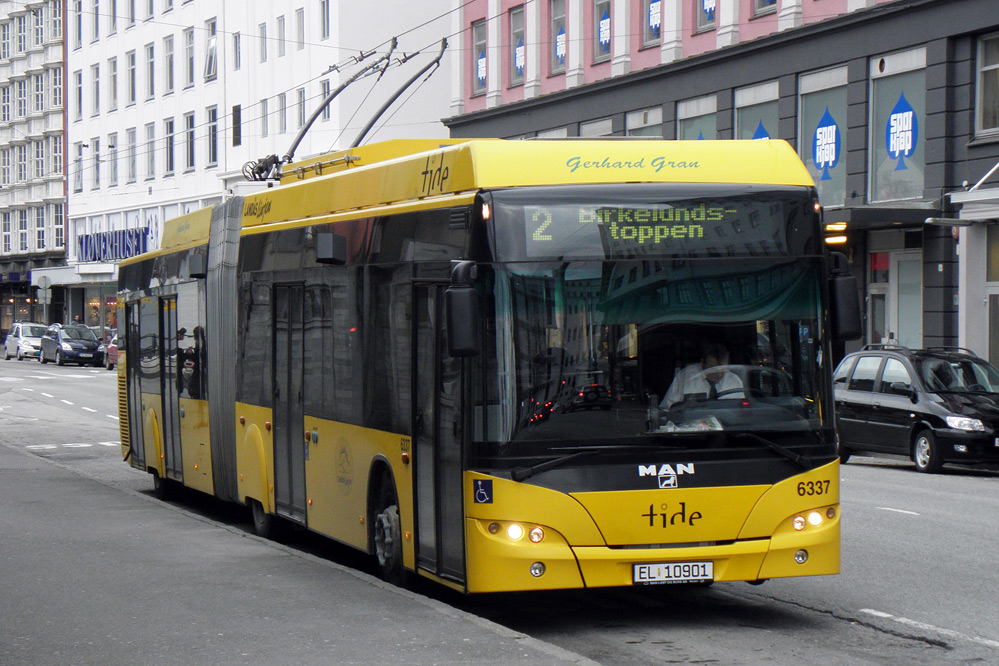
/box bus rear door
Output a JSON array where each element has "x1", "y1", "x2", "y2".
[{"x1": 273, "y1": 283, "x2": 307, "y2": 525}]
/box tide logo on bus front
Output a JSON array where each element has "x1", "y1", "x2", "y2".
[
  {"x1": 638, "y1": 463, "x2": 695, "y2": 488},
  {"x1": 642, "y1": 502, "x2": 703, "y2": 528}
]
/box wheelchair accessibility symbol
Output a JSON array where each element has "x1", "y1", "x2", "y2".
[{"x1": 473, "y1": 479, "x2": 493, "y2": 504}]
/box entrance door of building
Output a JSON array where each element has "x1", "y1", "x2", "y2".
[{"x1": 868, "y1": 250, "x2": 922, "y2": 348}]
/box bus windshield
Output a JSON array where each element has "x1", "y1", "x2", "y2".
[{"x1": 470, "y1": 257, "x2": 829, "y2": 454}]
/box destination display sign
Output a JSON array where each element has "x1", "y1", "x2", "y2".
[{"x1": 516, "y1": 200, "x2": 789, "y2": 259}]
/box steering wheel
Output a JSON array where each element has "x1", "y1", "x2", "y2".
[
  {"x1": 968, "y1": 383, "x2": 988, "y2": 392},
  {"x1": 713, "y1": 388, "x2": 745, "y2": 399}
]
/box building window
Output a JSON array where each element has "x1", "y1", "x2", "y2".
[
  {"x1": 0, "y1": 149, "x2": 9, "y2": 185},
  {"x1": 109, "y1": 0, "x2": 117, "y2": 33},
  {"x1": 34, "y1": 74, "x2": 44, "y2": 113},
  {"x1": 145, "y1": 43, "x2": 154, "y2": 98},
  {"x1": 16, "y1": 144, "x2": 26, "y2": 182},
  {"x1": 0, "y1": 23, "x2": 8, "y2": 59},
  {"x1": 753, "y1": 0, "x2": 776, "y2": 16},
  {"x1": 297, "y1": 87, "x2": 306, "y2": 128},
  {"x1": 145, "y1": 122, "x2": 155, "y2": 178},
  {"x1": 260, "y1": 98, "x2": 268, "y2": 137},
  {"x1": 1, "y1": 213, "x2": 9, "y2": 253},
  {"x1": 677, "y1": 94, "x2": 717, "y2": 139},
  {"x1": 204, "y1": 18, "x2": 217, "y2": 80},
  {"x1": 580, "y1": 117, "x2": 613, "y2": 136},
  {"x1": 73, "y1": 142, "x2": 83, "y2": 191},
  {"x1": 977, "y1": 33, "x2": 999, "y2": 136},
  {"x1": 593, "y1": 0, "x2": 611, "y2": 63},
  {"x1": 15, "y1": 14, "x2": 25, "y2": 53},
  {"x1": 643, "y1": 0, "x2": 661, "y2": 46},
  {"x1": 126, "y1": 50, "x2": 136, "y2": 104},
  {"x1": 126, "y1": 127, "x2": 136, "y2": 182},
  {"x1": 233, "y1": 32, "x2": 241, "y2": 70},
  {"x1": 184, "y1": 111, "x2": 195, "y2": 169},
  {"x1": 184, "y1": 27, "x2": 194, "y2": 87},
  {"x1": 259, "y1": 22, "x2": 267, "y2": 62},
  {"x1": 50, "y1": 0, "x2": 62, "y2": 39},
  {"x1": 869, "y1": 48, "x2": 926, "y2": 203},
  {"x1": 36, "y1": 208, "x2": 45, "y2": 250},
  {"x1": 108, "y1": 132, "x2": 118, "y2": 185},
  {"x1": 91, "y1": 0, "x2": 99, "y2": 41},
  {"x1": 19, "y1": 210, "x2": 28, "y2": 251},
  {"x1": 127, "y1": 0, "x2": 135, "y2": 26},
  {"x1": 319, "y1": 0, "x2": 329, "y2": 40},
  {"x1": 164, "y1": 35, "x2": 174, "y2": 93},
  {"x1": 34, "y1": 140, "x2": 45, "y2": 178},
  {"x1": 33, "y1": 7, "x2": 44, "y2": 45},
  {"x1": 207, "y1": 106, "x2": 218, "y2": 166},
  {"x1": 626, "y1": 107, "x2": 663, "y2": 137},
  {"x1": 278, "y1": 93, "x2": 287, "y2": 133},
  {"x1": 53, "y1": 204, "x2": 64, "y2": 247},
  {"x1": 73, "y1": 0, "x2": 81, "y2": 48},
  {"x1": 52, "y1": 66, "x2": 62, "y2": 107},
  {"x1": 277, "y1": 15, "x2": 286, "y2": 57},
  {"x1": 550, "y1": 0, "x2": 566, "y2": 75},
  {"x1": 799, "y1": 67, "x2": 848, "y2": 208},
  {"x1": 695, "y1": 0, "x2": 715, "y2": 32},
  {"x1": 0, "y1": 86, "x2": 8, "y2": 123},
  {"x1": 91, "y1": 139, "x2": 100, "y2": 189},
  {"x1": 145, "y1": 0, "x2": 153, "y2": 20},
  {"x1": 164, "y1": 117, "x2": 175, "y2": 174},
  {"x1": 320, "y1": 80, "x2": 330, "y2": 120},
  {"x1": 296, "y1": 8, "x2": 305, "y2": 50},
  {"x1": 232, "y1": 104, "x2": 242, "y2": 146},
  {"x1": 509, "y1": 6, "x2": 525, "y2": 87},
  {"x1": 51, "y1": 135, "x2": 62, "y2": 174},
  {"x1": 108, "y1": 57, "x2": 118, "y2": 109},
  {"x1": 734, "y1": 80, "x2": 778, "y2": 139},
  {"x1": 15, "y1": 80, "x2": 25, "y2": 119},
  {"x1": 472, "y1": 20, "x2": 487, "y2": 96},
  {"x1": 91, "y1": 64, "x2": 100, "y2": 115},
  {"x1": 73, "y1": 70, "x2": 83, "y2": 120}
]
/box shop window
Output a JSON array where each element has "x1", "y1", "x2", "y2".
[
  {"x1": 734, "y1": 80, "x2": 778, "y2": 140},
  {"x1": 626, "y1": 107, "x2": 663, "y2": 137},
  {"x1": 753, "y1": 0, "x2": 776, "y2": 17},
  {"x1": 799, "y1": 67, "x2": 848, "y2": 208},
  {"x1": 472, "y1": 19, "x2": 487, "y2": 96},
  {"x1": 509, "y1": 6, "x2": 525, "y2": 87},
  {"x1": 695, "y1": 0, "x2": 715, "y2": 33},
  {"x1": 550, "y1": 0, "x2": 566, "y2": 75},
  {"x1": 870, "y1": 49, "x2": 926, "y2": 203},
  {"x1": 643, "y1": 0, "x2": 661, "y2": 46},
  {"x1": 677, "y1": 94, "x2": 716, "y2": 140},
  {"x1": 593, "y1": 0, "x2": 611, "y2": 63}
]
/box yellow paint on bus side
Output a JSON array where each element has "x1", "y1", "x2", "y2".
[
  {"x1": 139, "y1": 392, "x2": 164, "y2": 477},
  {"x1": 179, "y1": 398, "x2": 213, "y2": 496},
  {"x1": 235, "y1": 403, "x2": 274, "y2": 513}
]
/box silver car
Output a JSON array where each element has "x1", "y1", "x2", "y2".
[{"x1": 3, "y1": 322, "x2": 47, "y2": 360}]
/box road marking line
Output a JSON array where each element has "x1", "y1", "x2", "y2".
[
  {"x1": 82, "y1": 407, "x2": 97, "y2": 412},
  {"x1": 61, "y1": 399, "x2": 74, "y2": 405},
  {"x1": 107, "y1": 414, "x2": 119, "y2": 420},
  {"x1": 878, "y1": 507, "x2": 920, "y2": 516},
  {"x1": 63, "y1": 443, "x2": 92, "y2": 448},
  {"x1": 98, "y1": 441, "x2": 121, "y2": 447},
  {"x1": 25, "y1": 444, "x2": 58, "y2": 450},
  {"x1": 860, "y1": 609, "x2": 999, "y2": 649},
  {"x1": 21, "y1": 388, "x2": 34, "y2": 391},
  {"x1": 41, "y1": 393, "x2": 54, "y2": 398}
]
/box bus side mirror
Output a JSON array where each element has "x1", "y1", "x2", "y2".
[
  {"x1": 446, "y1": 260, "x2": 480, "y2": 357},
  {"x1": 829, "y1": 252, "x2": 862, "y2": 341}
]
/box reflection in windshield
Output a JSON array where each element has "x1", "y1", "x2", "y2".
[
  {"x1": 471, "y1": 258, "x2": 827, "y2": 452},
  {"x1": 63, "y1": 327, "x2": 98, "y2": 341},
  {"x1": 919, "y1": 356, "x2": 999, "y2": 393}
]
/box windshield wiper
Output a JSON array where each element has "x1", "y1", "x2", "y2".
[
  {"x1": 733, "y1": 432, "x2": 812, "y2": 470},
  {"x1": 510, "y1": 444, "x2": 670, "y2": 482}
]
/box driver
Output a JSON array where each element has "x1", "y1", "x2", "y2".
[{"x1": 660, "y1": 342, "x2": 744, "y2": 409}]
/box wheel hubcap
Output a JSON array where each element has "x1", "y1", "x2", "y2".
[
  {"x1": 915, "y1": 438, "x2": 930, "y2": 467},
  {"x1": 374, "y1": 505, "x2": 399, "y2": 568}
]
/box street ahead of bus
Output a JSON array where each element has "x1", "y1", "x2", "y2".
[{"x1": 2, "y1": 359, "x2": 998, "y2": 665}]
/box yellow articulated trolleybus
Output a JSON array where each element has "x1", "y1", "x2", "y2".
[{"x1": 117, "y1": 138, "x2": 861, "y2": 593}]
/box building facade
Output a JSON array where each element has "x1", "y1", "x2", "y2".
[
  {"x1": 445, "y1": 0, "x2": 999, "y2": 361},
  {"x1": 39, "y1": 0, "x2": 451, "y2": 333},
  {"x1": 0, "y1": 0, "x2": 65, "y2": 333}
]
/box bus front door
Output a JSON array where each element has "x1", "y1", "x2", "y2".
[
  {"x1": 124, "y1": 302, "x2": 145, "y2": 468},
  {"x1": 273, "y1": 284, "x2": 307, "y2": 525},
  {"x1": 413, "y1": 284, "x2": 466, "y2": 583}
]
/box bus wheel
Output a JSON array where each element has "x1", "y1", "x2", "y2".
[
  {"x1": 251, "y1": 499, "x2": 274, "y2": 538},
  {"x1": 374, "y1": 479, "x2": 406, "y2": 586},
  {"x1": 152, "y1": 472, "x2": 175, "y2": 500}
]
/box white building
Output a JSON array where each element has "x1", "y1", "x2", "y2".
[
  {"x1": 43, "y1": 0, "x2": 451, "y2": 331},
  {"x1": 0, "y1": 0, "x2": 65, "y2": 332}
]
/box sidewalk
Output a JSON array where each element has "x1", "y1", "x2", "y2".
[{"x1": 0, "y1": 441, "x2": 598, "y2": 666}]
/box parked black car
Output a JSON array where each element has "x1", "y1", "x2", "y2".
[
  {"x1": 566, "y1": 384, "x2": 613, "y2": 412},
  {"x1": 39, "y1": 324, "x2": 105, "y2": 367},
  {"x1": 833, "y1": 344, "x2": 999, "y2": 473}
]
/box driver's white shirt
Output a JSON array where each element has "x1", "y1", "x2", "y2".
[{"x1": 661, "y1": 362, "x2": 744, "y2": 409}]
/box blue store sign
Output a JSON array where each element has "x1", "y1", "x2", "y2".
[{"x1": 77, "y1": 227, "x2": 149, "y2": 263}]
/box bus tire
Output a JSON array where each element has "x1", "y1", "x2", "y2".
[
  {"x1": 251, "y1": 499, "x2": 275, "y2": 538},
  {"x1": 838, "y1": 446, "x2": 851, "y2": 464},
  {"x1": 374, "y1": 476, "x2": 407, "y2": 587}
]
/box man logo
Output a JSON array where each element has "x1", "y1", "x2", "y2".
[{"x1": 639, "y1": 463, "x2": 695, "y2": 488}]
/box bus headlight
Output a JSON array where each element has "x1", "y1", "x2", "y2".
[
  {"x1": 506, "y1": 524, "x2": 524, "y2": 540},
  {"x1": 807, "y1": 511, "x2": 823, "y2": 527},
  {"x1": 528, "y1": 527, "x2": 544, "y2": 543},
  {"x1": 792, "y1": 516, "x2": 806, "y2": 531}
]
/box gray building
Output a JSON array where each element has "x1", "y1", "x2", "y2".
[{"x1": 445, "y1": 0, "x2": 999, "y2": 361}]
